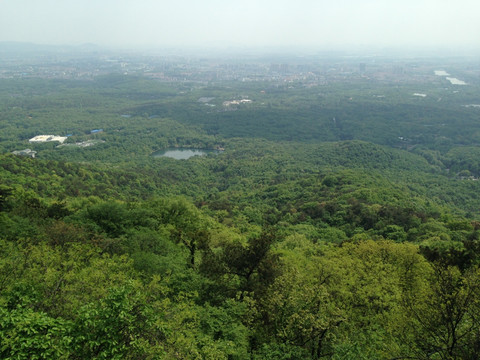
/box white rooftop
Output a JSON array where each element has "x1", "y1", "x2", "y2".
[{"x1": 29, "y1": 135, "x2": 67, "y2": 143}]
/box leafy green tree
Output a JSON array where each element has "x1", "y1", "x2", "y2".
[
  {"x1": 0, "y1": 185, "x2": 13, "y2": 212},
  {"x1": 83, "y1": 201, "x2": 131, "y2": 238},
  {"x1": 70, "y1": 284, "x2": 165, "y2": 360},
  {"x1": 202, "y1": 230, "x2": 280, "y2": 300},
  {"x1": 0, "y1": 305, "x2": 72, "y2": 360},
  {"x1": 147, "y1": 197, "x2": 213, "y2": 268},
  {"x1": 401, "y1": 264, "x2": 480, "y2": 359}
]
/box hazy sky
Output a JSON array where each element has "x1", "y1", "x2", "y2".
[{"x1": 1, "y1": 0, "x2": 479, "y2": 50}]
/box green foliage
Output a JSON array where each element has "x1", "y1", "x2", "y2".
[
  {"x1": 70, "y1": 284, "x2": 165, "y2": 360},
  {"x1": 0, "y1": 306, "x2": 72, "y2": 360},
  {"x1": 445, "y1": 146, "x2": 480, "y2": 177},
  {"x1": 83, "y1": 201, "x2": 132, "y2": 237},
  {"x1": 197, "y1": 301, "x2": 250, "y2": 359},
  {"x1": 2, "y1": 60, "x2": 480, "y2": 359},
  {"x1": 201, "y1": 230, "x2": 280, "y2": 301},
  {"x1": 400, "y1": 264, "x2": 480, "y2": 359},
  {"x1": 260, "y1": 238, "x2": 432, "y2": 358}
]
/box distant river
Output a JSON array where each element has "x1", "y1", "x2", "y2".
[{"x1": 151, "y1": 148, "x2": 220, "y2": 159}]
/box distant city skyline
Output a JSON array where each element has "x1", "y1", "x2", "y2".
[{"x1": 1, "y1": 0, "x2": 479, "y2": 52}]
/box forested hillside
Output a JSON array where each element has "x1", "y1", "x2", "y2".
[{"x1": 2, "y1": 53, "x2": 480, "y2": 359}]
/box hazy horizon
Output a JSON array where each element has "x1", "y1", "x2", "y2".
[{"x1": 1, "y1": 0, "x2": 479, "y2": 53}]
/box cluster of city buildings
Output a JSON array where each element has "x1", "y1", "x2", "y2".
[{"x1": 223, "y1": 99, "x2": 252, "y2": 107}]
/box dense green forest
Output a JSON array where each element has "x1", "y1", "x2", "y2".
[{"x1": 2, "y1": 54, "x2": 480, "y2": 359}]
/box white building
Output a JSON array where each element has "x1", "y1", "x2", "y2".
[
  {"x1": 29, "y1": 135, "x2": 67, "y2": 144},
  {"x1": 12, "y1": 149, "x2": 37, "y2": 158}
]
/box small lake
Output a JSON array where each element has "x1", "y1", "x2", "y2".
[{"x1": 151, "y1": 148, "x2": 220, "y2": 160}]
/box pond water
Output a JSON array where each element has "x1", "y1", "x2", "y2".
[{"x1": 151, "y1": 148, "x2": 220, "y2": 159}]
